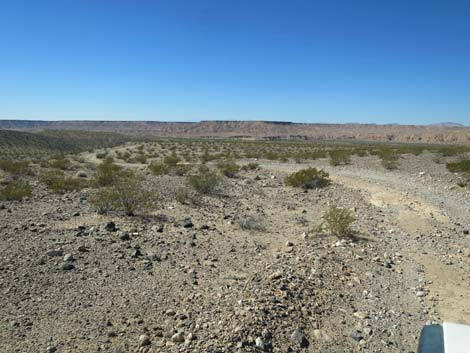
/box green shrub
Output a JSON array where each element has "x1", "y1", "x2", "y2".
[
  {"x1": 40, "y1": 170, "x2": 88, "y2": 193},
  {"x1": 0, "y1": 180, "x2": 32, "y2": 200},
  {"x1": 446, "y1": 159, "x2": 470, "y2": 173},
  {"x1": 217, "y1": 160, "x2": 240, "y2": 178},
  {"x1": 187, "y1": 165, "x2": 220, "y2": 194},
  {"x1": 94, "y1": 158, "x2": 126, "y2": 187},
  {"x1": 263, "y1": 151, "x2": 280, "y2": 160},
  {"x1": 149, "y1": 162, "x2": 169, "y2": 175},
  {"x1": 200, "y1": 150, "x2": 218, "y2": 163},
  {"x1": 315, "y1": 206, "x2": 355, "y2": 239},
  {"x1": 175, "y1": 186, "x2": 200, "y2": 205},
  {"x1": 50, "y1": 157, "x2": 71, "y2": 170},
  {"x1": 378, "y1": 149, "x2": 400, "y2": 170},
  {"x1": 285, "y1": 168, "x2": 330, "y2": 189},
  {"x1": 172, "y1": 165, "x2": 192, "y2": 176},
  {"x1": 90, "y1": 171, "x2": 152, "y2": 216},
  {"x1": 96, "y1": 152, "x2": 108, "y2": 159},
  {"x1": 329, "y1": 149, "x2": 351, "y2": 166},
  {"x1": 149, "y1": 162, "x2": 191, "y2": 176},
  {"x1": 241, "y1": 162, "x2": 260, "y2": 171},
  {"x1": 163, "y1": 153, "x2": 181, "y2": 166},
  {"x1": 88, "y1": 188, "x2": 118, "y2": 214},
  {"x1": 0, "y1": 160, "x2": 31, "y2": 175}
]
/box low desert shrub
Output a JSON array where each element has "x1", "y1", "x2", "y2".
[
  {"x1": 241, "y1": 162, "x2": 260, "y2": 171},
  {"x1": 315, "y1": 206, "x2": 355, "y2": 239},
  {"x1": 163, "y1": 153, "x2": 181, "y2": 166},
  {"x1": 49, "y1": 157, "x2": 71, "y2": 170},
  {"x1": 149, "y1": 162, "x2": 191, "y2": 176},
  {"x1": 149, "y1": 162, "x2": 170, "y2": 175},
  {"x1": 379, "y1": 149, "x2": 400, "y2": 170},
  {"x1": 0, "y1": 180, "x2": 32, "y2": 201},
  {"x1": 200, "y1": 150, "x2": 218, "y2": 163},
  {"x1": 40, "y1": 170, "x2": 88, "y2": 193},
  {"x1": 187, "y1": 165, "x2": 220, "y2": 194},
  {"x1": 96, "y1": 152, "x2": 108, "y2": 159},
  {"x1": 90, "y1": 171, "x2": 152, "y2": 216},
  {"x1": 446, "y1": 159, "x2": 470, "y2": 173},
  {"x1": 175, "y1": 186, "x2": 200, "y2": 205},
  {"x1": 237, "y1": 215, "x2": 266, "y2": 232},
  {"x1": 217, "y1": 160, "x2": 240, "y2": 178},
  {"x1": 0, "y1": 159, "x2": 31, "y2": 175},
  {"x1": 285, "y1": 168, "x2": 330, "y2": 189},
  {"x1": 94, "y1": 158, "x2": 126, "y2": 187},
  {"x1": 329, "y1": 149, "x2": 351, "y2": 166},
  {"x1": 89, "y1": 188, "x2": 118, "y2": 214}
]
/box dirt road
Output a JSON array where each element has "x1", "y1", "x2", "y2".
[{"x1": 264, "y1": 160, "x2": 470, "y2": 326}]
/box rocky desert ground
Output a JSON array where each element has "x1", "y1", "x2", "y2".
[{"x1": 0, "y1": 135, "x2": 469, "y2": 353}]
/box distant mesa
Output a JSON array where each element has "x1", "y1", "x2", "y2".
[
  {"x1": 429, "y1": 122, "x2": 464, "y2": 127},
  {"x1": 0, "y1": 119, "x2": 469, "y2": 144}
]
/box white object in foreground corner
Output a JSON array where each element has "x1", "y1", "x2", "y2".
[
  {"x1": 418, "y1": 322, "x2": 470, "y2": 353},
  {"x1": 443, "y1": 322, "x2": 470, "y2": 353}
]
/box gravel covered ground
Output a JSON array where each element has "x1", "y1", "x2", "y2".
[{"x1": 1, "y1": 152, "x2": 469, "y2": 353}]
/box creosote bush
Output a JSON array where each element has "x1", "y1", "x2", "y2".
[
  {"x1": 329, "y1": 149, "x2": 351, "y2": 166},
  {"x1": 285, "y1": 168, "x2": 330, "y2": 189},
  {"x1": 446, "y1": 159, "x2": 470, "y2": 173},
  {"x1": 0, "y1": 180, "x2": 32, "y2": 201},
  {"x1": 40, "y1": 170, "x2": 89, "y2": 193},
  {"x1": 149, "y1": 162, "x2": 191, "y2": 176},
  {"x1": 94, "y1": 158, "x2": 127, "y2": 187},
  {"x1": 175, "y1": 186, "x2": 200, "y2": 206},
  {"x1": 217, "y1": 160, "x2": 240, "y2": 178},
  {"x1": 187, "y1": 165, "x2": 220, "y2": 194},
  {"x1": 163, "y1": 153, "x2": 181, "y2": 166},
  {"x1": 90, "y1": 171, "x2": 152, "y2": 216},
  {"x1": 315, "y1": 206, "x2": 355, "y2": 239},
  {"x1": 0, "y1": 159, "x2": 31, "y2": 175},
  {"x1": 379, "y1": 149, "x2": 400, "y2": 170},
  {"x1": 49, "y1": 156, "x2": 71, "y2": 170},
  {"x1": 241, "y1": 162, "x2": 260, "y2": 171}
]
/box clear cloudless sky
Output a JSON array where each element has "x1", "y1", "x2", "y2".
[{"x1": 0, "y1": 0, "x2": 469, "y2": 125}]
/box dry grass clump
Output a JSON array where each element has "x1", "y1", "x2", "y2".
[{"x1": 237, "y1": 215, "x2": 266, "y2": 232}]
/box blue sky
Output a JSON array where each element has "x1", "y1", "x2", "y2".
[{"x1": 0, "y1": 0, "x2": 469, "y2": 125}]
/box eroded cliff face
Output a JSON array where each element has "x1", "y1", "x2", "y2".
[{"x1": 1, "y1": 120, "x2": 469, "y2": 144}]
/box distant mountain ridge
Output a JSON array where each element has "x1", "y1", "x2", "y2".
[
  {"x1": 0, "y1": 120, "x2": 469, "y2": 144},
  {"x1": 429, "y1": 122, "x2": 464, "y2": 127}
]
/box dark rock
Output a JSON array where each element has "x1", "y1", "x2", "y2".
[
  {"x1": 105, "y1": 222, "x2": 117, "y2": 232},
  {"x1": 47, "y1": 250, "x2": 63, "y2": 257},
  {"x1": 131, "y1": 249, "x2": 142, "y2": 258},
  {"x1": 120, "y1": 231, "x2": 130, "y2": 241},
  {"x1": 183, "y1": 220, "x2": 194, "y2": 228},
  {"x1": 291, "y1": 329, "x2": 309, "y2": 348},
  {"x1": 61, "y1": 263, "x2": 75, "y2": 271}
]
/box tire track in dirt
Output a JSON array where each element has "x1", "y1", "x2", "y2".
[
  {"x1": 263, "y1": 162, "x2": 470, "y2": 325},
  {"x1": 329, "y1": 174, "x2": 470, "y2": 325}
]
